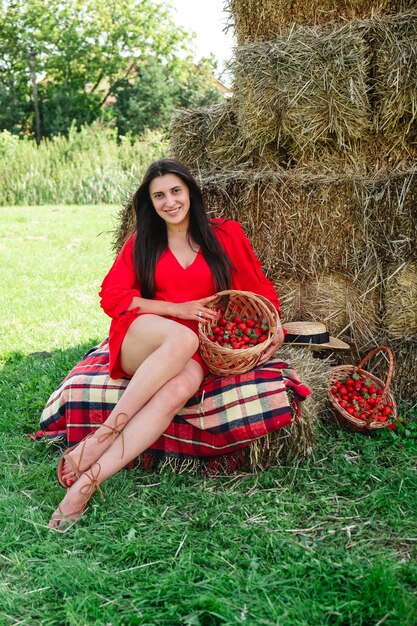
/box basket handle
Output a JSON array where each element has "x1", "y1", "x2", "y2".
[
  {"x1": 250, "y1": 292, "x2": 280, "y2": 337},
  {"x1": 354, "y1": 345, "x2": 395, "y2": 425}
]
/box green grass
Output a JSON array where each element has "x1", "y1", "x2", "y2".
[
  {"x1": 0, "y1": 205, "x2": 113, "y2": 353},
  {"x1": 1, "y1": 206, "x2": 416, "y2": 626}
]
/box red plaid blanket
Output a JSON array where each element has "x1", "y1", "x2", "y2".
[{"x1": 35, "y1": 339, "x2": 311, "y2": 462}]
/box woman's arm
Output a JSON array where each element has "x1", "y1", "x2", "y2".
[
  {"x1": 99, "y1": 235, "x2": 142, "y2": 319},
  {"x1": 127, "y1": 294, "x2": 218, "y2": 321},
  {"x1": 99, "y1": 235, "x2": 217, "y2": 322}
]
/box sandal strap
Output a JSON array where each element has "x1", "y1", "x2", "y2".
[
  {"x1": 67, "y1": 433, "x2": 94, "y2": 475},
  {"x1": 96, "y1": 412, "x2": 129, "y2": 458},
  {"x1": 50, "y1": 463, "x2": 105, "y2": 531},
  {"x1": 80, "y1": 463, "x2": 105, "y2": 503}
]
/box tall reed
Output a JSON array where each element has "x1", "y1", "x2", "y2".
[{"x1": 0, "y1": 123, "x2": 168, "y2": 206}]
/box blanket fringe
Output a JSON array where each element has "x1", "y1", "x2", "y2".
[{"x1": 136, "y1": 447, "x2": 249, "y2": 476}]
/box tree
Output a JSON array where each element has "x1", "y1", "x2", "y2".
[
  {"x1": 0, "y1": 0, "x2": 221, "y2": 138},
  {"x1": 110, "y1": 55, "x2": 223, "y2": 137}
]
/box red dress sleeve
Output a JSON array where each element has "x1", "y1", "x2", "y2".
[
  {"x1": 213, "y1": 219, "x2": 281, "y2": 315},
  {"x1": 99, "y1": 234, "x2": 142, "y2": 319}
]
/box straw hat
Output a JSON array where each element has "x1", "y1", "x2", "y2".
[{"x1": 283, "y1": 321, "x2": 350, "y2": 350}]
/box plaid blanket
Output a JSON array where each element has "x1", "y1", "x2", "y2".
[{"x1": 36, "y1": 339, "x2": 311, "y2": 461}]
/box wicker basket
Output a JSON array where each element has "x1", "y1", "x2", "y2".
[
  {"x1": 329, "y1": 345, "x2": 397, "y2": 433},
  {"x1": 198, "y1": 290, "x2": 279, "y2": 376}
]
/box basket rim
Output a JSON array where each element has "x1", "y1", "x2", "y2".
[
  {"x1": 328, "y1": 365, "x2": 398, "y2": 430},
  {"x1": 198, "y1": 289, "x2": 280, "y2": 375}
]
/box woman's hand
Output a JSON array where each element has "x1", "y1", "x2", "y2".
[
  {"x1": 170, "y1": 295, "x2": 219, "y2": 322},
  {"x1": 257, "y1": 327, "x2": 285, "y2": 365}
]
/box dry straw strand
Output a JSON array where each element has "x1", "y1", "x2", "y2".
[
  {"x1": 170, "y1": 101, "x2": 263, "y2": 171},
  {"x1": 384, "y1": 262, "x2": 417, "y2": 339},
  {"x1": 226, "y1": 0, "x2": 416, "y2": 43},
  {"x1": 201, "y1": 168, "x2": 372, "y2": 281},
  {"x1": 359, "y1": 168, "x2": 417, "y2": 264},
  {"x1": 232, "y1": 21, "x2": 372, "y2": 154},
  {"x1": 372, "y1": 11, "x2": 417, "y2": 141}
]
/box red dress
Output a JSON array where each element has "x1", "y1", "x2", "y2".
[{"x1": 99, "y1": 219, "x2": 281, "y2": 379}]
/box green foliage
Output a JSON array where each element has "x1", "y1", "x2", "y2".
[
  {"x1": 39, "y1": 82, "x2": 102, "y2": 137},
  {"x1": 0, "y1": 205, "x2": 416, "y2": 624},
  {"x1": 175, "y1": 56, "x2": 226, "y2": 110},
  {"x1": 0, "y1": 0, "x2": 224, "y2": 139},
  {"x1": 0, "y1": 124, "x2": 168, "y2": 205},
  {"x1": 0, "y1": 76, "x2": 30, "y2": 134},
  {"x1": 112, "y1": 56, "x2": 223, "y2": 137},
  {"x1": 112, "y1": 59, "x2": 177, "y2": 138}
]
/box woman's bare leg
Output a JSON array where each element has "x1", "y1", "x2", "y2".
[
  {"x1": 49, "y1": 360, "x2": 204, "y2": 527},
  {"x1": 60, "y1": 314, "x2": 200, "y2": 484}
]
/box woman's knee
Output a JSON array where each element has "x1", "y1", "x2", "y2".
[
  {"x1": 161, "y1": 370, "x2": 202, "y2": 413},
  {"x1": 169, "y1": 325, "x2": 199, "y2": 355}
]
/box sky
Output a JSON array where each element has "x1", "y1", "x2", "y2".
[{"x1": 168, "y1": 0, "x2": 236, "y2": 83}]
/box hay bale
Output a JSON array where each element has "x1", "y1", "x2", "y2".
[
  {"x1": 170, "y1": 102, "x2": 262, "y2": 171},
  {"x1": 226, "y1": 0, "x2": 415, "y2": 43},
  {"x1": 113, "y1": 197, "x2": 136, "y2": 255},
  {"x1": 360, "y1": 168, "x2": 417, "y2": 263},
  {"x1": 288, "y1": 134, "x2": 417, "y2": 175},
  {"x1": 384, "y1": 262, "x2": 417, "y2": 338},
  {"x1": 232, "y1": 22, "x2": 371, "y2": 154},
  {"x1": 248, "y1": 345, "x2": 332, "y2": 467},
  {"x1": 201, "y1": 169, "x2": 372, "y2": 281},
  {"x1": 386, "y1": 340, "x2": 417, "y2": 403},
  {"x1": 170, "y1": 107, "x2": 208, "y2": 171},
  {"x1": 280, "y1": 272, "x2": 380, "y2": 347},
  {"x1": 372, "y1": 12, "x2": 417, "y2": 143},
  {"x1": 137, "y1": 347, "x2": 332, "y2": 473},
  {"x1": 303, "y1": 274, "x2": 380, "y2": 345}
]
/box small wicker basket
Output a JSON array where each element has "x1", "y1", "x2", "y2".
[
  {"x1": 198, "y1": 290, "x2": 279, "y2": 376},
  {"x1": 329, "y1": 345, "x2": 397, "y2": 433}
]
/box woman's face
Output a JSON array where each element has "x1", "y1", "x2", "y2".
[{"x1": 149, "y1": 173, "x2": 191, "y2": 230}]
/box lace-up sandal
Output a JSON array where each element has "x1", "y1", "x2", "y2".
[
  {"x1": 56, "y1": 436, "x2": 92, "y2": 489},
  {"x1": 56, "y1": 412, "x2": 129, "y2": 488},
  {"x1": 49, "y1": 463, "x2": 105, "y2": 532}
]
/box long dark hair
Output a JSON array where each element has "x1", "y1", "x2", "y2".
[{"x1": 132, "y1": 158, "x2": 232, "y2": 298}]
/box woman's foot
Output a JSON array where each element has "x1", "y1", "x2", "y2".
[
  {"x1": 58, "y1": 435, "x2": 95, "y2": 488},
  {"x1": 58, "y1": 412, "x2": 129, "y2": 488},
  {"x1": 49, "y1": 463, "x2": 104, "y2": 531}
]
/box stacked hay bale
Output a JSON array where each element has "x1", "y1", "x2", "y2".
[
  {"x1": 225, "y1": 0, "x2": 415, "y2": 43},
  {"x1": 168, "y1": 2, "x2": 417, "y2": 405}
]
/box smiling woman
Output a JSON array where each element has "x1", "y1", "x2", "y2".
[
  {"x1": 149, "y1": 173, "x2": 191, "y2": 230},
  {"x1": 47, "y1": 157, "x2": 284, "y2": 531}
]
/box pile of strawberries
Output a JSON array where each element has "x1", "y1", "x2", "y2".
[
  {"x1": 331, "y1": 372, "x2": 396, "y2": 427},
  {"x1": 207, "y1": 314, "x2": 269, "y2": 350}
]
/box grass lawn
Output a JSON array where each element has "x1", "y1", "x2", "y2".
[{"x1": 0, "y1": 205, "x2": 416, "y2": 626}]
